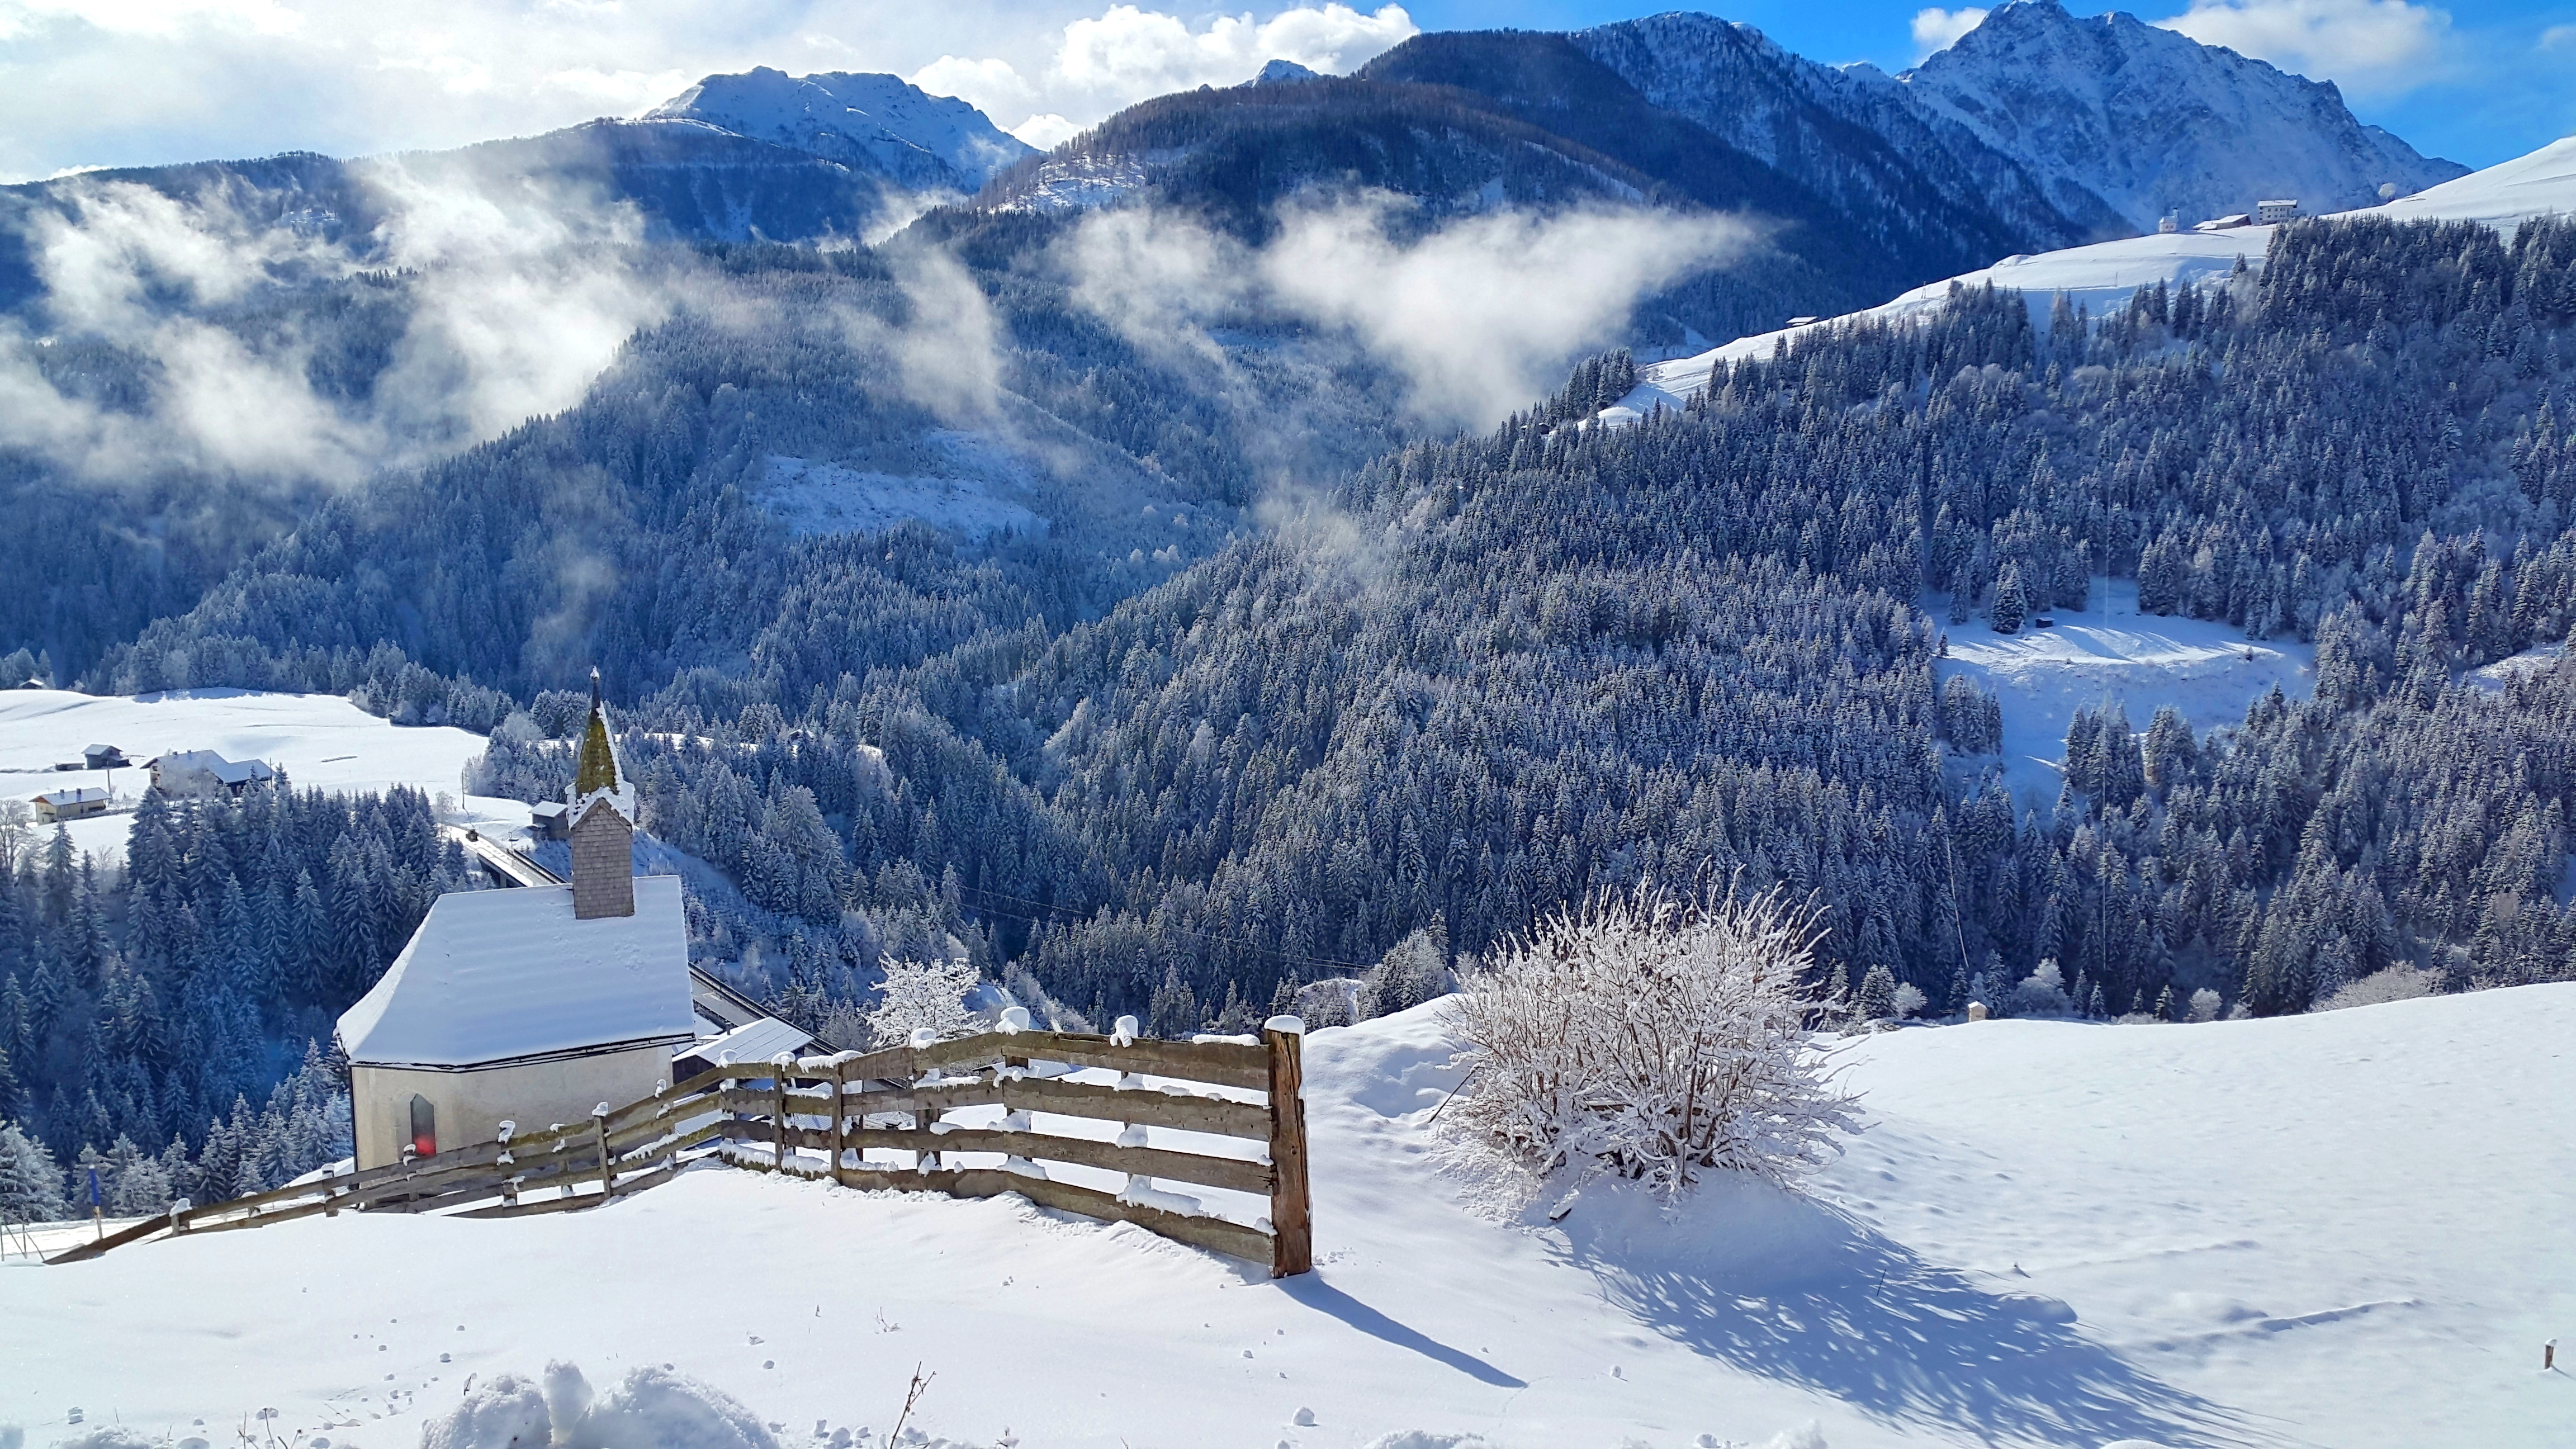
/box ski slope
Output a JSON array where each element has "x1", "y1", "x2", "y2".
[
  {"x1": 7, "y1": 985, "x2": 2570, "y2": 1448},
  {"x1": 1608, "y1": 131, "x2": 2576, "y2": 422},
  {"x1": 1935, "y1": 582, "x2": 2315, "y2": 807},
  {"x1": 0, "y1": 689, "x2": 523, "y2": 859}
]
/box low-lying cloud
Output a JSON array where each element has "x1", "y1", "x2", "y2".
[
  {"x1": 0, "y1": 162, "x2": 681, "y2": 487},
  {"x1": 1067, "y1": 196, "x2": 1753, "y2": 431}
]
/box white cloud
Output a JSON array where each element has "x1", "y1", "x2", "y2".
[
  {"x1": 1010, "y1": 112, "x2": 1082, "y2": 149},
  {"x1": 1054, "y1": 2, "x2": 1410, "y2": 98},
  {"x1": 2160, "y1": 0, "x2": 2450, "y2": 93},
  {"x1": 1063, "y1": 197, "x2": 1750, "y2": 430},
  {"x1": 916, "y1": 3, "x2": 1415, "y2": 138},
  {"x1": 0, "y1": 165, "x2": 687, "y2": 485},
  {"x1": 0, "y1": 3, "x2": 1420, "y2": 184},
  {"x1": 2541, "y1": 23, "x2": 2576, "y2": 52},
  {"x1": 1910, "y1": 7, "x2": 1988, "y2": 59}
]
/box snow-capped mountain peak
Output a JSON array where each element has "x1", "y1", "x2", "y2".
[
  {"x1": 1898, "y1": 0, "x2": 2464, "y2": 233},
  {"x1": 647, "y1": 68, "x2": 1035, "y2": 195}
]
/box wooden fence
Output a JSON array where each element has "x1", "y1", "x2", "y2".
[
  {"x1": 46, "y1": 1022, "x2": 1312, "y2": 1278},
  {"x1": 717, "y1": 1021, "x2": 1311, "y2": 1277}
]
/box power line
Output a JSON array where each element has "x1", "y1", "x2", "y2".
[{"x1": 949, "y1": 882, "x2": 1381, "y2": 976}]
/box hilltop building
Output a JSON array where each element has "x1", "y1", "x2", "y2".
[{"x1": 335, "y1": 676, "x2": 693, "y2": 1170}]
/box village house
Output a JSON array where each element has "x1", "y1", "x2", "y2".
[
  {"x1": 335, "y1": 679, "x2": 695, "y2": 1170},
  {"x1": 2256, "y1": 198, "x2": 2302, "y2": 224},
  {"x1": 150, "y1": 749, "x2": 277, "y2": 799},
  {"x1": 32, "y1": 786, "x2": 110, "y2": 823}
]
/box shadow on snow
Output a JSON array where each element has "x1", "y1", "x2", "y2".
[{"x1": 1551, "y1": 1177, "x2": 2275, "y2": 1448}]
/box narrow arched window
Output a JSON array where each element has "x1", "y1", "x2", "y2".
[{"x1": 408, "y1": 1094, "x2": 437, "y2": 1158}]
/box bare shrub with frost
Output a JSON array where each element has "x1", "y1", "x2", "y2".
[
  {"x1": 2318, "y1": 964, "x2": 2442, "y2": 1012},
  {"x1": 866, "y1": 953, "x2": 981, "y2": 1046},
  {"x1": 1439, "y1": 884, "x2": 1861, "y2": 1199}
]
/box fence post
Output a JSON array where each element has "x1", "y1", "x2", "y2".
[
  {"x1": 828, "y1": 1057, "x2": 846, "y2": 1183},
  {"x1": 593, "y1": 1106, "x2": 614, "y2": 1204},
  {"x1": 1263, "y1": 1016, "x2": 1312, "y2": 1278},
  {"x1": 773, "y1": 1054, "x2": 795, "y2": 1173}
]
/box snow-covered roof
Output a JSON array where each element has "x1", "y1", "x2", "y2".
[
  {"x1": 336, "y1": 875, "x2": 694, "y2": 1069},
  {"x1": 677, "y1": 1016, "x2": 820, "y2": 1071},
  {"x1": 159, "y1": 749, "x2": 276, "y2": 785},
  {"x1": 35, "y1": 787, "x2": 107, "y2": 806}
]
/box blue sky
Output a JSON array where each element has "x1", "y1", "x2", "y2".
[{"x1": 0, "y1": 1, "x2": 2568, "y2": 183}]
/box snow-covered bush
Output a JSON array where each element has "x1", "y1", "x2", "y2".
[
  {"x1": 423, "y1": 1362, "x2": 778, "y2": 1449},
  {"x1": 2318, "y1": 965, "x2": 2441, "y2": 1012},
  {"x1": 1890, "y1": 982, "x2": 1928, "y2": 1020},
  {"x1": 1358, "y1": 926, "x2": 1454, "y2": 1020},
  {"x1": 866, "y1": 954, "x2": 981, "y2": 1046},
  {"x1": 1441, "y1": 884, "x2": 1860, "y2": 1198},
  {"x1": 2187, "y1": 987, "x2": 2223, "y2": 1022},
  {"x1": 2009, "y1": 959, "x2": 2073, "y2": 1017}
]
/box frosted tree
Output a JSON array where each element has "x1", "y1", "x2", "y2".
[
  {"x1": 0, "y1": 1121, "x2": 67, "y2": 1224},
  {"x1": 866, "y1": 954, "x2": 980, "y2": 1046},
  {"x1": 1442, "y1": 883, "x2": 1862, "y2": 1199}
]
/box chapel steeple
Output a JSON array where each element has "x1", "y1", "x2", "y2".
[{"x1": 567, "y1": 667, "x2": 637, "y2": 920}]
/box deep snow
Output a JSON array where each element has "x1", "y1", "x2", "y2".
[
  {"x1": 0, "y1": 689, "x2": 525, "y2": 861},
  {"x1": 7, "y1": 986, "x2": 2571, "y2": 1448}
]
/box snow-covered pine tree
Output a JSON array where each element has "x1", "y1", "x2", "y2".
[{"x1": 0, "y1": 1121, "x2": 67, "y2": 1223}]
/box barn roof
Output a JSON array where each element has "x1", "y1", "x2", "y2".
[
  {"x1": 336, "y1": 875, "x2": 694, "y2": 1070},
  {"x1": 677, "y1": 1016, "x2": 821, "y2": 1072}
]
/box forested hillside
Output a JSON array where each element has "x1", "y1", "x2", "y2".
[
  {"x1": 0, "y1": 783, "x2": 476, "y2": 1213},
  {"x1": 7, "y1": 207, "x2": 2576, "y2": 1203}
]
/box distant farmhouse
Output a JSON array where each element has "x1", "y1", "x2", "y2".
[
  {"x1": 2256, "y1": 198, "x2": 2302, "y2": 224},
  {"x1": 335, "y1": 679, "x2": 697, "y2": 1170},
  {"x1": 34, "y1": 787, "x2": 110, "y2": 823},
  {"x1": 150, "y1": 749, "x2": 277, "y2": 800}
]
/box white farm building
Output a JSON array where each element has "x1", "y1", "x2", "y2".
[{"x1": 335, "y1": 683, "x2": 694, "y2": 1169}]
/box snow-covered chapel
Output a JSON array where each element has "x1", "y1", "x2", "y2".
[{"x1": 335, "y1": 677, "x2": 694, "y2": 1170}]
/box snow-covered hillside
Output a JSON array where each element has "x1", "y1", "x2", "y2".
[
  {"x1": 0, "y1": 689, "x2": 522, "y2": 859},
  {"x1": 1936, "y1": 582, "x2": 2314, "y2": 806},
  {"x1": 8, "y1": 987, "x2": 2570, "y2": 1447},
  {"x1": 648, "y1": 69, "x2": 1035, "y2": 194},
  {"x1": 1616, "y1": 127, "x2": 2576, "y2": 422},
  {"x1": 1898, "y1": 0, "x2": 2463, "y2": 235}
]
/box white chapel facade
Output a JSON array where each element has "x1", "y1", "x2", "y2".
[{"x1": 335, "y1": 678, "x2": 694, "y2": 1170}]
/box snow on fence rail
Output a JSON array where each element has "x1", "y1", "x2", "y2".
[
  {"x1": 716, "y1": 1019, "x2": 1313, "y2": 1278},
  {"x1": 42, "y1": 1020, "x2": 1315, "y2": 1278}
]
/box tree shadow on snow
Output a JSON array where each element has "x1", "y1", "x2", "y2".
[{"x1": 1551, "y1": 1178, "x2": 2276, "y2": 1448}]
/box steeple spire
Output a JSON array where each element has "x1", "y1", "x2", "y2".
[{"x1": 567, "y1": 669, "x2": 636, "y2": 920}]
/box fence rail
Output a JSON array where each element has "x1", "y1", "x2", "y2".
[
  {"x1": 719, "y1": 1021, "x2": 1311, "y2": 1277},
  {"x1": 44, "y1": 1023, "x2": 1313, "y2": 1277}
]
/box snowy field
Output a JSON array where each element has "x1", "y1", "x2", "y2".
[
  {"x1": 1934, "y1": 583, "x2": 2314, "y2": 806},
  {"x1": 0, "y1": 689, "x2": 524, "y2": 859},
  {"x1": 7, "y1": 985, "x2": 2570, "y2": 1448},
  {"x1": 759, "y1": 455, "x2": 1047, "y2": 540},
  {"x1": 1608, "y1": 132, "x2": 2576, "y2": 422}
]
